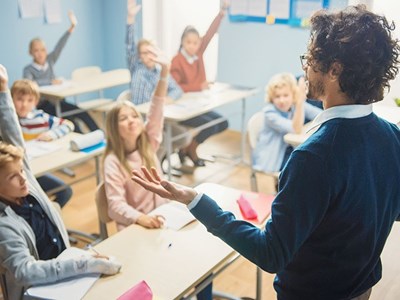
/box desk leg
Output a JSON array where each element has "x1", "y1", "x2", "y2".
[
  {"x1": 55, "y1": 101, "x2": 62, "y2": 117},
  {"x1": 240, "y1": 98, "x2": 246, "y2": 164},
  {"x1": 165, "y1": 123, "x2": 172, "y2": 180},
  {"x1": 256, "y1": 267, "x2": 262, "y2": 300}
]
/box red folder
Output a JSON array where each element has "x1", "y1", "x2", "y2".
[
  {"x1": 235, "y1": 192, "x2": 275, "y2": 224},
  {"x1": 117, "y1": 280, "x2": 153, "y2": 300}
]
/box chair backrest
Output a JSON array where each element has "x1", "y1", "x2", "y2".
[
  {"x1": 1, "y1": 273, "x2": 8, "y2": 300},
  {"x1": 71, "y1": 66, "x2": 102, "y2": 81},
  {"x1": 95, "y1": 182, "x2": 112, "y2": 224},
  {"x1": 247, "y1": 111, "x2": 264, "y2": 149},
  {"x1": 116, "y1": 89, "x2": 132, "y2": 102}
]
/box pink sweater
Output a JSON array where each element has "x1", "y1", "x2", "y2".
[
  {"x1": 171, "y1": 12, "x2": 224, "y2": 92},
  {"x1": 103, "y1": 96, "x2": 169, "y2": 231}
]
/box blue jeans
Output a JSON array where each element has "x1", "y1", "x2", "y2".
[
  {"x1": 180, "y1": 111, "x2": 228, "y2": 144},
  {"x1": 37, "y1": 174, "x2": 73, "y2": 208}
]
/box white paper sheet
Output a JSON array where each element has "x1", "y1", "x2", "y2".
[
  {"x1": 149, "y1": 202, "x2": 196, "y2": 230},
  {"x1": 44, "y1": 0, "x2": 62, "y2": 24},
  {"x1": 18, "y1": 0, "x2": 44, "y2": 19},
  {"x1": 25, "y1": 140, "x2": 62, "y2": 160},
  {"x1": 269, "y1": 0, "x2": 290, "y2": 19},
  {"x1": 25, "y1": 248, "x2": 100, "y2": 300}
]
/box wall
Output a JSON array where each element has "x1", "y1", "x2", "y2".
[{"x1": 0, "y1": 0, "x2": 105, "y2": 88}]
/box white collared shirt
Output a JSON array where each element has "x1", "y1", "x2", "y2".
[
  {"x1": 180, "y1": 48, "x2": 198, "y2": 65},
  {"x1": 307, "y1": 104, "x2": 373, "y2": 133},
  {"x1": 32, "y1": 62, "x2": 49, "y2": 72}
]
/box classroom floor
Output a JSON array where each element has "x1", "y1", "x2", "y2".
[{"x1": 2, "y1": 130, "x2": 398, "y2": 300}]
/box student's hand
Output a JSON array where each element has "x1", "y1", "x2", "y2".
[
  {"x1": 147, "y1": 45, "x2": 170, "y2": 68},
  {"x1": 295, "y1": 76, "x2": 307, "y2": 105},
  {"x1": 220, "y1": 0, "x2": 230, "y2": 15},
  {"x1": 37, "y1": 132, "x2": 54, "y2": 142},
  {"x1": 132, "y1": 167, "x2": 198, "y2": 205},
  {"x1": 68, "y1": 10, "x2": 78, "y2": 33},
  {"x1": 86, "y1": 256, "x2": 122, "y2": 275},
  {"x1": 127, "y1": 0, "x2": 141, "y2": 24},
  {"x1": 137, "y1": 214, "x2": 164, "y2": 229},
  {"x1": 0, "y1": 64, "x2": 9, "y2": 92}
]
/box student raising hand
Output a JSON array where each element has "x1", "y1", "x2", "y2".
[
  {"x1": 68, "y1": 10, "x2": 78, "y2": 33},
  {"x1": 127, "y1": 0, "x2": 142, "y2": 24}
]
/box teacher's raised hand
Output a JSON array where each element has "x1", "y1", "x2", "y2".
[{"x1": 132, "y1": 167, "x2": 197, "y2": 205}]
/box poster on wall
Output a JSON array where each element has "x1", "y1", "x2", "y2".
[
  {"x1": 18, "y1": 0, "x2": 44, "y2": 19},
  {"x1": 44, "y1": 0, "x2": 62, "y2": 24}
]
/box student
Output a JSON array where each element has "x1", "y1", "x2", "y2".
[
  {"x1": 103, "y1": 47, "x2": 170, "y2": 231},
  {"x1": 23, "y1": 10, "x2": 99, "y2": 133},
  {"x1": 10, "y1": 79, "x2": 74, "y2": 208},
  {"x1": 125, "y1": 0, "x2": 190, "y2": 162},
  {"x1": 252, "y1": 73, "x2": 322, "y2": 173},
  {"x1": 133, "y1": 5, "x2": 400, "y2": 300},
  {"x1": 170, "y1": 4, "x2": 229, "y2": 166},
  {"x1": 0, "y1": 65, "x2": 121, "y2": 300}
]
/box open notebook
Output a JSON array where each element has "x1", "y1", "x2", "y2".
[
  {"x1": 24, "y1": 248, "x2": 100, "y2": 300},
  {"x1": 148, "y1": 202, "x2": 196, "y2": 230}
]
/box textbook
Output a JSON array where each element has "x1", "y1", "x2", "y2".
[{"x1": 148, "y1": 202, "x2": 196, "y2": 230}]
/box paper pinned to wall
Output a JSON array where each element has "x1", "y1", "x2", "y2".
[
  {"x1": 18, "y1": 0, "x2": 44, "y2": 19},
  {"x1": 269, "y1": 0, "x2": 291, "y2": 19},
  {"x1": 44, "y1": 0, "x2": 62, "y2": 24},
  {"x1": 230, "y1": 0, "x2": 267, "y2": 17}
]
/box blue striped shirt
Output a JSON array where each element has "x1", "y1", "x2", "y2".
[{"x1": 126, "y1": 24, "x2": 183, "y2": 105}]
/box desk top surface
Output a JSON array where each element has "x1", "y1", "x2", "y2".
[
  {"x1": 84, "y1": 182, "x2": 272, "y2": 300},
  {"x1": 136, "y1": 83, "x2": 259, "y2": 122},
  {"x1": 39, "y1": 69, "x2": 130, "y2": 100},
  {"x1": 30, "y1": 133, "x2": 104, "y2": 177}
]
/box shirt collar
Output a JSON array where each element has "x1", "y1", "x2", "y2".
[
  {"x1": 180, "y1": 48, "x2": 198, "y2": 64},
  {"x1": 32, "y1": 62, "x2": 49, "y2": 72},
  {"x1": 307, "y1": 104, "x2": 373, "y2": 133}
]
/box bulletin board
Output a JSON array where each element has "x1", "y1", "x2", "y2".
[{"x1": 229, "y1": 0, "x2": 332, "y2": 27}]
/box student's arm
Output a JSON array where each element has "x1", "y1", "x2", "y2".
[
  {"x1": 264, "y1": 107, "x2": 295, "y2": 135},
  {"x1": 198, "y1": 5, "x2": 227, "y2": 55},
  {"x1": 126, "y1": 0, "x2": 141, "y2": 71},
  {"x1": 0, "y1": 220, "x2": 120, "y2": 287},
  {"x1": 145, "y1": 48, "x2": 169, "y2": 150},
  {"x1": 37, "y1": 112, "x2": 75, "y2": 141},
  {"x1": 0, "y1": 66, "x2": 26, "y2": 151},
  {"x1": 304, "y1": 102, "x2": 323, "y2": 121},
  {"x1": 291, "y1": 77, "x2": 307, "y2": 134}
]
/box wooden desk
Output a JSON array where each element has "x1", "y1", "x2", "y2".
[
  {"x1": 84, "y1": 183, "x2": 273, "y2": 300},
  {"x1": 39, "y1": 69, "x2": 130, "y2": 117},
  {"x1": 136, "y1": 83, "x2": 259, "y2": 179},
  {"x1": 30, "y1": 133, "x2": 104, "y2": 182},
  {"x1": 284, "y1": 103, "x2": 400, "y2": 148}
]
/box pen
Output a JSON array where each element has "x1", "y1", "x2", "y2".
[
  {"x1": 168, "y1": 243, "x2": 172, "y2": 249},
  {"x1": 88, "y1": 245, "x2": 109, "y2": 260}
]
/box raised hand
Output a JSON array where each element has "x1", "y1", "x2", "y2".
[
  {"x1": 296, "y1": 76, "x2": 307, "y2": 104},
  {"x1": 132, "y1": 167, "x2": 197, "y2": 205},
  {"x1": 220, "y1": 0, "x2": 230, "y2": 14},
  {"x1": 146, "y1": 45, "x2": 170, "y2": 68},
  {"x1": 68, "y1": 10, "x2": 78, "y2": 33},
  {"x1": 127, "y1": 0, "x2": 142, "y2": 24},
  {"x1": 0, "y1": 64, "x2": 9, "y2": 92}
]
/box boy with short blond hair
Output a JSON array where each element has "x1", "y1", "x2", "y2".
[{"x1": 11, "y1": 79, "x2": 74, "y2": 208}]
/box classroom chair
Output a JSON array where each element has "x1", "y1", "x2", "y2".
[
  {"x1": 115, "y1": 89, "x2": 131, "y2": 102},
  {"x1": 247, "y1": 111, "x2": 279, "y2": 192},
  {"x1": 0, "y1": 273, "x2": 8, "y2": 300},
  {"x1": 95, "y1": 182, "x2": 113, "y2": 241},
  {"x1": 71, "y1": 66, "x2": 115, "y2": 120}
]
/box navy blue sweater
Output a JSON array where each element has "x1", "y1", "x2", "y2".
[{"x1": 191, "y1": 113, "x2": 400, "y2": 299}]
